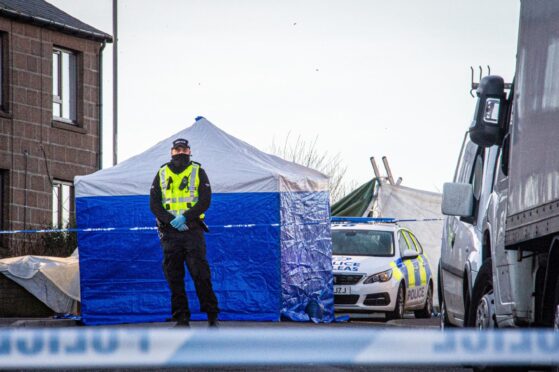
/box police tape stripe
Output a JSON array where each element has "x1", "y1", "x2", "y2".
[
  {"x1": 0, "y1": 328, "x2": 558, "y2": 368},
  {"x1": 0, "y1": 221, "x2": 330, "y2": 235},
  {"x1": 1, "y1": 217, "x2": 443, "y2": 235}
]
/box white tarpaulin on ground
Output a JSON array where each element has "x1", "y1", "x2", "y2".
[
  {"x1": 0, "y1": 251, "x2": 80, "y2": 314},
  {"x1": 373, "y1": 183, "x2": 443, "y2": 307}
]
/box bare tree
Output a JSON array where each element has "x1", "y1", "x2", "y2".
[{"x1": 270, "y1": 133, "x2": 356, "y2": 203}]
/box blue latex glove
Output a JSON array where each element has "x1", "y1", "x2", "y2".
[
  {"x1": 178, "y1": 224, "x2": 189, "y2": 232},
  {"x1": 170, "y1": 215, "x2": 186, "y2": 229}
]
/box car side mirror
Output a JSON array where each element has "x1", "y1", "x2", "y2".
[
  {"x1": 469, "y1": 75, "x2": 506, "y2": 147},
  {"x1": 441, "y1": 182, "x2": 474, "y2": 217},
  {"x1": 402, "y1": 249, "x2": 419, "y2": 260}
]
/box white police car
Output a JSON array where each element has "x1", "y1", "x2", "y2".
[{"x1": 331, "y1": 217, "x2": 433, "y2": 320}]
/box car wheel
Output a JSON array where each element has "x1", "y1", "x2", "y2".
[
  {"x1": 386, "y1": 282, "x2": 405, "y2": 320},
  {"x1": 467, "y1": 258, "x2": 495, "y2": 328},
  {"x1": 415, "y1": 284, "x2": 433, "y2": 319},
  {"x1": 475, "y1": 290, "x2": 496, "y2": 329}
]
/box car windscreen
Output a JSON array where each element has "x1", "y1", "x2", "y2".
[{"x1": 331, "y1": 229, "x2": 394, "y2": 257}]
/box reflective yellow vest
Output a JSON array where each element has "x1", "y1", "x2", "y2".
[{"x1": 159, "y1": 162, "x2": 205, "y2": 219}]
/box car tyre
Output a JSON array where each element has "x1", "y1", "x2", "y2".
[
  {"x1": 467, "y1": 258, "x2": 495, "y2": 328},
  {"x1": 415, "y1": 283, "x2": 433, "y2": 319},
  {"x1": 386, "y1": 282, "x2": 405, "y2": 320}
]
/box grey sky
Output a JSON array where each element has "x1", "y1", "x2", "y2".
[{"x1": 49, "y1": 0, "x2": 520, "y2": 193}]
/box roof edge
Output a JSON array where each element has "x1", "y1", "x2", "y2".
[{"x1": 0, "y1": 7, "x2": 113, "y2": 43}]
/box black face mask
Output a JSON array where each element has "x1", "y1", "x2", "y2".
[{"x1": 171, "y1": 153, "x2": 190, "y2": 168}]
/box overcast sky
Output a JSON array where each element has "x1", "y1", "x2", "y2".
[{"x1": 49, "y1": 0, "x2": 520, "y2": 193}]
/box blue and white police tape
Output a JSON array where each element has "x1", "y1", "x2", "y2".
[
  {"x1": 331, "y1": 216, "x2": 443, "y2": 224},
  {"x1": 0, "y1": 221, "x2": 329, "y2": 235},
  {"x1": 0, "y1": 217, "x2": 443, "y2": 235},
  {"x1": 0, "y1": 328, "x2": 558, "y2": 368}
]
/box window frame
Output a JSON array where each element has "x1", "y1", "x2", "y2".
[
  {"x1": 409, "y1": 231, "x2": 424, "y2": 254},
  {"x1": 0, "y1": 31, "x2": 9, "y2": 115},
  {"x1": 460, "y1": 147, "x2": 485, "y2": 225},
  {"x1": 0, "y1": 170, "x2": 6, "y2": 248},
  {"x1": 398, "y1": 230, "x2": 411, "y2": 256},
  {"x1": 52, "y1": 46, "x2": 78, "y2": 124},
  {"x1": 331, "y1": 228, "x2": 395, "y2": 257},
  {"x1": 52, "y1": 180, "x2": 74, "y2": 229}
]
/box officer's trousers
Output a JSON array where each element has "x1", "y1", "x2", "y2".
[{"x1": 161, "y1": 229, "x2": 219, "y2": 322}]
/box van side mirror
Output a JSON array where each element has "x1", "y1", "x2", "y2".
[
  {"x1": 469, "y1": 75, "x2": 506, "y2": 147},
  {"x1": 402, "y1": 249, "x2": 419, "y2": 260},
  {"x1": 441, "y1": 182, "x2": 474, "y2": 217}
]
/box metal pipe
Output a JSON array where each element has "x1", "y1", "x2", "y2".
[
  {"x1": 23, "y1": 150, "x2": 28, "y2": 231},
  {"x1": 369, "y1": 157, "x2": 381, "y2": 180},
  {"x1": 98, "y1": 41, "x2": 106, "y2": 170},
  {"x1": 381, "y1": 156, "x2": 395, "y2": 185},
  {"x1": 112, "y1": 0, "x2": 118, "y2": 166}
]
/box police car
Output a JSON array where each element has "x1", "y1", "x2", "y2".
[{"x1": 331, "y1": 217, "x2": 433, "y2": 320}]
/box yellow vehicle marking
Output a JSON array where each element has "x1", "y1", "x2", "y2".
[
  {"x1": 403, "y1": 259, "x2": 415, "y2": 287},
  {"x1": 390, "y1": 261, "x2": 403, "y2": 281}
]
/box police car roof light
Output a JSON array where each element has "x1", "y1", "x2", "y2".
[{"x1": 330, "y1": 217, "x2": 397, "y2": 224}]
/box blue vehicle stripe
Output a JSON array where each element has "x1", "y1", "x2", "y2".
[
  {"x1": 413, "y1": 259, "x2": 421, "y2": 287},
  {"x1": 395, "y1": 258, "x2": 408, "y2": 284}
]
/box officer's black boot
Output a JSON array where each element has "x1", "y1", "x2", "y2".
[{"x1": 208, "y1": 313, "x2": 219, "y2": 328}]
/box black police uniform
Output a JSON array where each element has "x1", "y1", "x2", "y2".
[{"x1": 149, "y1": 160, "x2": 219, "y2": 324}]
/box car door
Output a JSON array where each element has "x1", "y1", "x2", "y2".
[
  {"x1": 397, "y1": 230, "x2": 421, "y2": 307},
  {"x1": 408, "y1": 231, "x2": 431, "y2": 305},
  {"x1": 402, "y1": 230, "x2": 426, "y2": 307},
  {"x1": 441, "y1": 135, "x2": 484, "y2": 324}
]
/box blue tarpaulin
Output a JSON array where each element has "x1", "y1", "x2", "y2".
[{"x1": 75, "y1": 118, "x2": 333, "y2": 325}]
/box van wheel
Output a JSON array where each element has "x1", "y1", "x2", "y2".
[
  {"x1": 475, "y1": 290, "x2": 496, "y2": 329},
  {"x1": 554, "y1": 274, "x2": 559, "y2": 331},
  {"x1": 415, "y1": 284, "x2": 433, "y2": 319},
  {"x1": 386, "y1": 283, "x2": 405, "y2": 320},
  {"x1": 467, "y1": 259, "x2": 495, "y2": 328}
]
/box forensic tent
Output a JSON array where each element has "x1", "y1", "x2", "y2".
[
  {"x1": 332, "y1": 180, "x2": 443, "y2": 306},
  {"x1": 75, "y1": 117, "x2": 333, "y2": 325}
]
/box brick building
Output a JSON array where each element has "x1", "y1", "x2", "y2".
[{"x1": 0, "y1": 0, "x2": 112, "y2": 257}]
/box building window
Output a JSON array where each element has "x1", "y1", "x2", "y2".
[
  {"x1": 0, "y1": 170, "x2": 5, "y2": 249},
  {"x1": 0, "y1": 35, "x2": 3, "y2": 109},
  {"x1": 0, "y1": 32, "x2": 7, "y2": 112},
  {"x1": 0, "y1": 170, "x2": 5, "y2": 231},
  {"x1": 52, "y1": 180, "x2": 73, "y2": 229},
  {"x1": 52, "y1": 47, "x2": 77, "y2": 123}
]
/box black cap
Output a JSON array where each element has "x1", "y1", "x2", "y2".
[{"x1": 172, "y1": 138, "x2": 189, "y2": 149}]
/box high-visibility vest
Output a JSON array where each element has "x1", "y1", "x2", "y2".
[{"x1": 159, "y1": 162, "x2": 205, "y2": 219}]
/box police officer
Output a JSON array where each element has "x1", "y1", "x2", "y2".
[{"x1": 149, "y1": 138, "x2": 219, "y2": 327}]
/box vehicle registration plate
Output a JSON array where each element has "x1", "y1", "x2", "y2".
[{"x1": 334, "y1": 285, "x2": 351, "y2": 295}]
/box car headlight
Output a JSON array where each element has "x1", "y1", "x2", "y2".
[{"x1": 363, "y1": 269, "x2": 393, "y2": 284}]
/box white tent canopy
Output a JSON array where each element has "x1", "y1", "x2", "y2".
[{"x1": 75, "y1": 117, "x2": 328, "y2": 197}]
